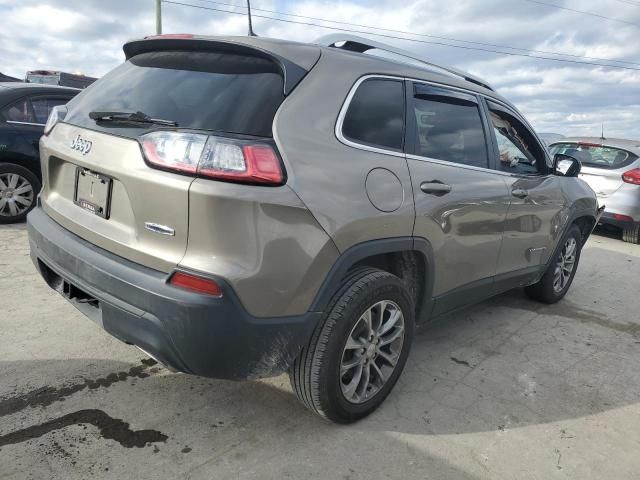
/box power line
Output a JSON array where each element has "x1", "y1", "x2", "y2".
[
  {"x1": 161, "y1": 0, "x2": 640, "y2": 71},
  {"x1": 187, "y1": 0, "x2": 640, "y2": 66},
  {"x1": 611, "y1": 0, "x2": 640, "y2": 6},
  {"x1": 521, "y1": 0, "x2": 640, "y2": 28}
]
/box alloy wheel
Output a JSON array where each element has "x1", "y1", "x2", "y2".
[
  {"x1": 0, "y1": 173, "x2": 34, "y2": 218},
  {"x1": 553, "y1": 237, "x2": 577, "y2": 293},
  {"x1": 340, "y1": 300, "x2": 405, "y2": 404}
]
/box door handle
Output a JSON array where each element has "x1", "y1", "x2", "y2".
[
  {"x1": 511, "y1": 188, "x2": 529, "y2": 199},
  {"x1": 420, "y1": 181, "x2": 452, "y2": 196}
]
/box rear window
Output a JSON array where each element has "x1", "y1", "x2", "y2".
[
  {"x1": 550, "y1": 143, "x2": 638, "y2": 170},
  {"x1": 64, "y1": 50, "x2": 285, "y2": 138}
]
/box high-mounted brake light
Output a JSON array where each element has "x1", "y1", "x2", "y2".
[
  {"x1": 622, "y1": 168, "x2": 640, "y2": 186},
  {"x1": 578, "y1": 142, "x2": 603, "y2": 147},
  {"x1": 140, "y1": 132, "x2": 285, "y2": 186},
  {"x1": 145, "y1": 33, "x2": 194, "y2": 40},
  {"x1": 169, "y1": 271, "x2": 222, "y2": 297}
]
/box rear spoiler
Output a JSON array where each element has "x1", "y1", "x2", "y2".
[{"x1": 123, "y1": 37, "x2": 312, "y2": 95}]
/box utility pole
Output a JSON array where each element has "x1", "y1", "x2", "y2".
[{"x1": 155, "y1": 0, "x2": 162, "y2": 35}]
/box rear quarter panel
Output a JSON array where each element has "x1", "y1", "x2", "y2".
[{"x1": 273, "y1": 51, "x2": 415, "y2": 252}]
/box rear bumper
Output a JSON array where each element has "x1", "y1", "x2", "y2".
[
  {"x1": 599, "y1": 211, "x2": 638, "y2": 229},
  {"x1": 597, "y1": 186, "x2": 640, "y2": 228},
  {"x1": 27, "y1": 206, "x2": 321, "y2": 380}
]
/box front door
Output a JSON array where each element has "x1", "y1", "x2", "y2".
[
  {"x1": 405, "y1": 82, "x2": 511, "y2": 316},
  {"x1": 483, "y1": 100, "x2": 567, "y2": 289}
]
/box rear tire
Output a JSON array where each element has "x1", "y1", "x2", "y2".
[
  {"x1": 0, "y1": 163, "x2": 40, "y2": 224},
  {"x1": 290, "y1": 268, "x2": 414, "y2": 424},
  {"x1": 622, "y1": 223, "x2": 640, "y2": 244},
  {"x1": 525, "y1": 225, "x2": 582, "y2": 304}
]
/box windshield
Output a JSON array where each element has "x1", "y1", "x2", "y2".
[
  {"x1": 550, "y1": 143, "x2": 638, "y2": 170},
  {"x1": 64, "y1": 50, "x2": 285, "y2": 138}
]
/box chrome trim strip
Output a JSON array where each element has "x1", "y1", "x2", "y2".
[
  {"x1": 144, "y1": 222, "x2": 175, "y2": 236},
  {"x1": 335, "y1": 74, "x2": 550, "y2": 176},
  {"x1": 6, "y1": 120, "x2": 45, "y2": 127}
]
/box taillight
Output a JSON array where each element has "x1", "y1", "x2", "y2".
[
  {"x1": 140, "y1": 132, "x2": 284, "y2": 186},
  {"x1": 141, "y1": 131, "x2": 206, "y2": 174},
  {"x1": 44, "y1": 105, "x2": 67, "y2": 135},
  {"x1": 169, "y1": 271, "x2": 222, "y2": 297},
  {"x1": 622, "y1": 168, "x2": 640, "y2": 185},
  {"x1": 612, "y1": 213, "x2": 634, "y2": 222}
]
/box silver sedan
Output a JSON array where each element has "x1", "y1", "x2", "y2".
[{"x1": 550, "y1": 137, "x2": 640, "y2": 243}]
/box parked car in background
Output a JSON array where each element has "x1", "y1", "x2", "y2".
[
  {"x1": 550, "y1": 138, "x2": 640, "y2": 243},
  {"x1": 538, "y1": 132, "x2": 565, "y2": 147},
  {"x1": 26, "y1": 70, "x2": 96, "y2": 89},
  {"x1": 0, "y1": 83, "x2": 79, "y2": 222},
  {"x1": 28, "y1": 34, "x2": 601, "y2": 423}
]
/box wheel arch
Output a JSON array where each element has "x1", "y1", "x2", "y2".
[
  {"x1": 0, "y1": 158, "x2": 42, "y2": 181},
  {"x1": 308, "y1": 237, "x2": 435, "y2": 323},
  {"x1": 572, "y1": 214, "x2": 597, "y2": 243}
]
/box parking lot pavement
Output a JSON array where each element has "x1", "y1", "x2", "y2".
[{"x1": 1, "y1": 224, "x2": 639, "y2": 480}]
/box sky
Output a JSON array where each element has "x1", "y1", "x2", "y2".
[{"x1": 1, "y1": 0, "x2": 639, "y2": 138}]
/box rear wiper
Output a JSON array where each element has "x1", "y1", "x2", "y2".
[{"x1": 89, "y1": 110, "x2": 178, "y2": 127}]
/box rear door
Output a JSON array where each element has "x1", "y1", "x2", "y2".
[
  {"x1": 0, "y1": 95, "x2": 45, "y2": 168},
  {"x1": 405, "y1": 82, "x2": 511, "y2": 315},
  {"x1": 484, "y1": 100, "x2": 567, "y2": 286}
]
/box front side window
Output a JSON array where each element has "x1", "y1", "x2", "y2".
[
  {"x1": 409, "y1": 86, "x2": 489, "y2": 168},
  {"x1": 488, "y1": 103, "x2": 546, "y2": 175},
  {"x1": 342, "y1": 78, "x2": 405, "y2": 151},
  {"x1": 31, "y1": 97, "x2": 70, "y2": 124},
  {"x1": 1, "y1": 98, "x2": 36, "y2": 123}
]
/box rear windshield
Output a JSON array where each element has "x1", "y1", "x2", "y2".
[
  {"x1": 550, "y1": 143, "x2": 638, "y2": 170},
  {"x1": 64, "y1": 50, "x2": 285, "y2": 138}
]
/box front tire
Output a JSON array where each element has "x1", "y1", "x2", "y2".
[
  {"x1": 290, "y1": 268, "x2": 414, "y2": 424},
  {"x1": 525, "y1": 225, "x2": 583, "y2": 304},
  {"x1": 0, "y1": 163, "x2": 40, "y2": 224}
]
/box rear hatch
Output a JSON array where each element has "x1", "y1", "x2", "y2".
[
  {"x1": 550, "y1": 142, "x2": 639, "y2": 198},
  {"x1": 38, "y1": 36, "x2": 319, "y2": 272}
]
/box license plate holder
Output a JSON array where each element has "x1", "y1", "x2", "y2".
[{"x1": 74, "y1": 168, "x2": 113, "y2": 219}]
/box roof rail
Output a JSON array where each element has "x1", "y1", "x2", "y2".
[{"x1": 315, "y1": 33, "x2": 494, "y2": 92}]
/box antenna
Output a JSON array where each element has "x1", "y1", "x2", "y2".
[
  {"x1": 601, "y1": 124, "x2": 605, "y2": 140},
  {"x1": 246, "y1": 0, "x2": 257, "y2": 36}
]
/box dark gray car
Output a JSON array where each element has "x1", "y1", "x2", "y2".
[{"x1": 27, "y1": 34, "x2": 602, "y2": 423}]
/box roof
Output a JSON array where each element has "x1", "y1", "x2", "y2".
[
  {"x1": 0, "y1": 82, "x2": 80, "y2": 93},
  {"x1": 0, "y1": 72, "x2": 21, "y2": 82},
  {"x1": 125, "y1": 34, "x2": 511, "y2": 105},
  {"x1": 551, "y1": 137, "x2": 640, "y2": 151},
  {"x1": 315, "y1": 34, "x2": 494, "y2": 91}
]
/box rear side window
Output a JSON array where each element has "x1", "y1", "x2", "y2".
[
  {"x1": 488, "y1": 102, "x2": 547, "y2": 175},
  {"x1": 409, "y1": 85, "x2": 489, "y2": 168},
  {"x1": 550, "y1": 143, "x2": 638, "y2": 170},
  {"x1": 31, "y1": 97, "x2": 70, "y2": 124},
  {"x1": 1, "y1": 98, "x2": 36, "y2": 123},
  {"x1": 342, "y1": 79, "x2": 405, "y2": 151},
  {"x1": 65, "y1": 50, "x2": 285, "y2": 138}
]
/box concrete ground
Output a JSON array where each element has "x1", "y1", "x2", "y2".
[{"x1": 1, "y1": 223, "x2": 639, "y2": 480}]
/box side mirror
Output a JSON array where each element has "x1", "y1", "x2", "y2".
[{"x1": 554, "y1": 153, "x2": 581, "y2": 177}]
